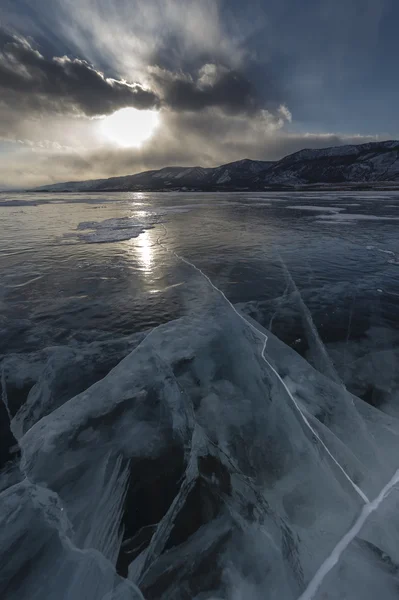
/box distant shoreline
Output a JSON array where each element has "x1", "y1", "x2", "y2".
[
  {"x1": 21, "y1": 140, "x2": 399, "y2": 194},
  {"x1": 22, "y1": 183, "x2": 399, "y2": 193}
]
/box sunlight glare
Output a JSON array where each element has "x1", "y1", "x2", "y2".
[
  {"x1": 136, "y1": 229, "x2": 153, "y2": 272},
  {"x1": 100, "y1": 107, "x2": 160, "y2": 147}
]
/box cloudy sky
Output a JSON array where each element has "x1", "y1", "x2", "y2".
[{"x1": 0, "y1": 0, "x2": 398, "y2": 188}]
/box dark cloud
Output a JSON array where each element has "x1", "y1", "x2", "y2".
[
  {"x1": 2, "y1": 0, "x2": 399, "y2": 135},
  {"x1": 0, "y1": 28, "x2": 159, "y2": 117},
  {"x1": 0, "y1": 27, "x2": 270, "y2": 122},
  {"x1": 151, "y1": 64, "x2": 259, "y2": 114}
]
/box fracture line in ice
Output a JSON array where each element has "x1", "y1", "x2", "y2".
[
  {"x1": 157, "y1": 225, "x2": 369, "y2": 504},
  {"x1": 297, "y1": 467, "x2": 399, "y2": 600},
  {"x1": 205, "y1": 433, "x2": 285, "y2": 538},
  {"x1": 81, "y1": 452, "x2": 130, "y2": 564},
  {"x1": 1, "y1": 378, "x2": 136, "y2": 573},
  {"x1": 1, "y1": 365, "x2": 12, "y2": 424},
  {"x1": 277, "y1": 255, "x2": 342, "y2": 385},
  {"x1": 343, "y1": 292, "x2": 356, "y2": 377},
  {"x1": 268, "y1": 280, "x2": 291, "y2": 332},
  {"x1": 138, "y1": 426, "x2": 204, "y2": 580},
  {"x1": 346, "y1": 293, "x2": 356, "y2": 348},
  {"x1": 8, "y1": 480, "x2": 146, "y2": 600}
]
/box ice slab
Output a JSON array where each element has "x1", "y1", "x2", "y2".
[{"x1": 2, "y1": 267, "x2": 399, "y2": 599}]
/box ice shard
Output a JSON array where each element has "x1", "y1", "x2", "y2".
[{"x1": 1, "y1": 268, "x2": 399, "y2": 599}]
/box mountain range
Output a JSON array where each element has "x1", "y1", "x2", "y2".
[{"x1": 33, "y1": 140, "x2": 399, "y2": 192}]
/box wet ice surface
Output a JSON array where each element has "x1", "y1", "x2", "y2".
[
  {"x1": 1, "y1": 191, "x2": 399, "y2": 599},
  {"x1": 285, "y1": 205, "x2": 345, "y2": 212}
]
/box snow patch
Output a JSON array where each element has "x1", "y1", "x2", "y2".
[
  {"x1": 216, "y1": 170, "x2": 231, "y2": 184},
  {"x1": 66, "y1": 217, "x2": 156, "y2": 244}
]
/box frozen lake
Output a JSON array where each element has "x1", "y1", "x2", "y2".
[
  {"x1": 2, "y1": 191, "x2": 399, "y2": 600},
  {"x1": 1, "y1": 190, "x2": 399, "y2": 353}
]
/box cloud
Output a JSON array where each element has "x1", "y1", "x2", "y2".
[
  {"x1": 0, "y1": 28, "x2": 159, "y2": 117},
  {"x1": 0, "y1": 23, "x2": 288, "y2": 146},
  {"x1": 0, "y1": 0, "x2": 280, "y2": 112},
  {"x1": 10, "y1": 0, "x2": 247, "y2": 77},
  {"x1": 150, "y1": 64, "x2": 260, "y2": 114},
  {"x1": 0, "y1": 0, "x2": 396, "y2": 189},
  {"x1": 0, "y1": 100, "x2": 389, "y2": 189}
]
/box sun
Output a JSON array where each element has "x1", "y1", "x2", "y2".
[{"x1": 100, "y1": 107, "x2": 160, "y2": 148}]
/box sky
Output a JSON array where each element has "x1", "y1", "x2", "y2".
[{"x1": 0, "y1": 0, "x2": 398, "y2": 188}]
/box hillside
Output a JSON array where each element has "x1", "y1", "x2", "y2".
[
  {"x1": 32, "y1": 141, "x2": 399, "y2": 192},
  {"x1": 264, "y1": 140, "x2": 399, "y2": 185},
  {"x1": 33, "y1": 159, "x2": 274, "y2": 192}
]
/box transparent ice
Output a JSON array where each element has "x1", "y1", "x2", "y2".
[{"x1": 1, "y1": 228, "x2": 399, "y2": 600}]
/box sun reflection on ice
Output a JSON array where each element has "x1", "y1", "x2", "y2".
[
  {"x1": 130, "y1": 192, "x2": 146, "y2": 202},
  {"x1": 135, "y1": 229, "x2": 153, "y2": 272},
  {"x1": 135, "y1": 210, "x2": 151, "y2": 219}
]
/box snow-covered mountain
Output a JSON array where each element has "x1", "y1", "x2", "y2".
[
  {"x1": 32, "y1": 141, "x2": 399, "y2": 192},
  {"x1": 263, "y1": 140, "x2": 399, "y2": 185},
  {"x1": 33, "y1": 159, "x2": 274, "y2": 192}
]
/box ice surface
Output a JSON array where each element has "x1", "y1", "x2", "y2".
[
  {"x1": 0, "y1": 199, "x2": 39, "y2": 207},
  {"x1": 298, "y1": 466, "x2": 399, "y2": 600},
  {"x1": 2, "y1": 243, "x2": 399, "y2": 599},
  {"x1": 64, "y1": 215, "x2": 164, "y2": 244},
  {"x1": 286, "y1": 206, "x2": 346, "y2": 213},
  {"x1": 70, "y1": 217, "x2": 151, "y2": 243},
  {"x1": 0, "y1": 479, "x2": 145, "y2": 600},
  {"x1": 318, "y1": 213, "x2": 399, "y2": 222}
]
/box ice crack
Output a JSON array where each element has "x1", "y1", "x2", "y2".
[
  {"x1": 297, "y1": 468, "x2": 399, "y2": 600},
  {"x1": 156, "y1": 225, "x2": 369, "y2": 504},
  {"x1": 1, "y1": 365, "x2": 12, "y2": 424}
]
